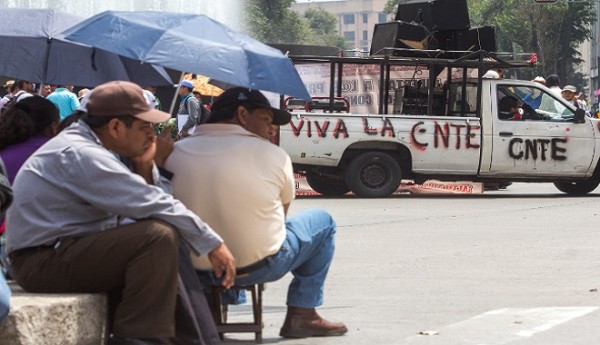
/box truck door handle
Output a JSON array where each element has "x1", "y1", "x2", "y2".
[{"x1": 499, "y1": 132, "x2": 513, "y2": 137}]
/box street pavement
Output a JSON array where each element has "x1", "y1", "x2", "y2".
[{"x1": 222, "y1": 183, "x2": 600, "y2": 344}]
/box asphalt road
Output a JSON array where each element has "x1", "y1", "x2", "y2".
[{"x1": 223, "y1": 183, "x2": 600, "y2": 345}]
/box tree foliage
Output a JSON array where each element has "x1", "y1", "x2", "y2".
[
  {"x1": 245, "y1": 0, "x2": 315, "y2": 44},
  {"x1": 385, "y1": 0, "x2": 595, "y2": 85},
  {"x1": 245, "y1": 0, "x2": 347, "y2": 49},
  {"x1": 383, "y1": 0, "x2": 410, "y2": 14},
  {"x1": 470, "y1": 0, "x2": 595, "y2": 84},
  {"x1": 303, "y1": 8, "x2": 348, "y2": 48}
]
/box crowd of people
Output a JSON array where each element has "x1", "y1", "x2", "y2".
[
  {"x1": 0, "y1": 79, "x2": 347, "y2": 345},
  {"x1": 3, "y1": 68, "x2": 593, "y2": 343}
]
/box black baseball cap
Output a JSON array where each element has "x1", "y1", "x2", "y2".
[{"x1": 211, "y1": 87, "x2": 292, "y2": 125}]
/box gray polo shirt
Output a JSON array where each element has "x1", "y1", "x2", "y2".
[{"x1": 6, "y1": 121, "x2": 222, "y2": 255}]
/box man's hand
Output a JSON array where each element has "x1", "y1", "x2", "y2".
[
  {"x1": 208, "y1": 243, "x2": 236, "y2": 289},
  {"x1": 130, "y1": 135, "x2": 157, "y2": 184},
  {"x1": 180, "y1": 129, "x2": 189, "y2": 138},
  {"x1": 155, "y1": 125, "x2": 174, "y2": 167}
]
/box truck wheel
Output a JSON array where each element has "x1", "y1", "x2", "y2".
[
  {"x1": 554, "y1": 180, "x2": 600, "y2": 195},
  {"x1": 345, "y1": 152, "x2": 402, "y2": 198},
  {"x1": 305, "y1": 174, "x2": 350, "y2": 196}
]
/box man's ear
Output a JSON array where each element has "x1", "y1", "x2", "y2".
[
  {"x1": 235, "y1": 105, "x2": 250, "y2": 126},
  {"x1": 105, "y1": 118, "x2": 124, "y2": 138}
]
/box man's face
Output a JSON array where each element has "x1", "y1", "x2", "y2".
[
  {"x1": 42, "y1": 85, "x2": 52, "y2": 97},
  {"x1": 114, "y1": 118, "x2": 156, "y2": 158},
  {"x1": 562, "y1": 91, "x2": 575, "y2": 101},
  {"x1": 244, "y1": 107, "x2": 274, "y2": 140},
  {"x1": 22, "y1": 81, "x2": 33, "y2": 92},
  {"x1": 178, "y1": 87, "x2": 189, "y2": 97}
]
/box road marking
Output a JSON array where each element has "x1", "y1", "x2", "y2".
[{"x1": 405, "y1": 307, "x2": 598, "y2": 344}]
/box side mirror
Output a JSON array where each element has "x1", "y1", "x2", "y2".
[{"x1": 574, "y1": 108, "x2": 586, "y2": 123}]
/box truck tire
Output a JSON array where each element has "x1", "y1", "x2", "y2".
[
  {"x1": 344, "y1": 152, "x2": 402, "y2": 198},
  {"x1": 554, "y1": 180, "x2": 600, "y2": 195},
  {"x1": 305, "y1": 174, "x2": 350, "y2": 196}
]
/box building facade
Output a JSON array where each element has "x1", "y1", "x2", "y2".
[{"x1": 291, "y1": 0, "x2": 393, "y2": 53}]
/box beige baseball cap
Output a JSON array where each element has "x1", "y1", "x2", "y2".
[{"x1": 85, "y1": 81, "x2": 170, "y2": 123}]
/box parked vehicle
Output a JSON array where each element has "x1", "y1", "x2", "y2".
[{"x1": 278, "y1": 51, "x2": 595, "y2": 197}]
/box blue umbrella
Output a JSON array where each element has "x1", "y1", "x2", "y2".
[
  {"x1": 63, "y1": 11, "x2": 310, "y2": 100},
  {"x1": 0, "y1": 8, "x2": 173, "y2": 87}
]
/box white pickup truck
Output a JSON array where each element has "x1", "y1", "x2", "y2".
[{"x1": 278, "y1": 53, "x2": 597, "y2": 197}]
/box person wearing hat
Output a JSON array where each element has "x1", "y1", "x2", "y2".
[
  {"x1": 3, "y1": 80, "x2": 14, "y2": 95},
  {"x1": 165, "y1": 87, "x2": 348, "y2": 339},
  {"x1": 561, "y1": 85, "x2": 586, "y2": 110},
  {"x1": 5, "y1": 80, "x2": 236, "y2": 345},
  {"x1": 177, "y1": 79, "x2": 210, "y2": 138}
]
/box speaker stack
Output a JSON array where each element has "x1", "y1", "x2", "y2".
[{"x1": 370, "y1": 0, "x2": 496, "y2": 58}]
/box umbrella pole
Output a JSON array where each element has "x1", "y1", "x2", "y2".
[{"x1": 169, "y1": 71, "x2": 185, "y2": 116}]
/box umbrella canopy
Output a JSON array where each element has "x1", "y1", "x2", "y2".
[
  {"x1": 0, "y1": 8, "x2": 173, "y2": 87},
  {"x1": 63, "y1": 11, "x2": 310, "y2": 99},
  {"x1": 188, "y1": 75, "x2": 224, "y2": 97}
]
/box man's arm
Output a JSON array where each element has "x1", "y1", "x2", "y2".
[
  {"x1": 63, "y1": 145, "x2": 223, "y2": 255},
  {"x1": 283, "y1": 203, "x2": 290, "y2": 217},
  {"x1": 70, "y1": 94, "x2": 80, "y2": 113}
]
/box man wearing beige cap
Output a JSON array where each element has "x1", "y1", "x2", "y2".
[
  {"x1": 2, "y1": 80, "x2": 13, "y2": 94},
  {"x1": 561, "y1": 85, "x2": 586, "y2": 110},
  {"x1": 6, "y1": 81, "x2": 236, "y2": 345}
]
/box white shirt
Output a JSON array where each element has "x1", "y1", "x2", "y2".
[{"x1": 165, "y1": 124, "x2": 295, "y2": 269}]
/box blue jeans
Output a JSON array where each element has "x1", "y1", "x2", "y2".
[
  {"x1": 200, "y1": 208, "x2": 336, "y2": 308},
  {"x1": 0, "y1": 237, "x2": 11, "y2": 279},
  {"x1": 0, "y1": 271, "x2": 9, "y2": 325}
]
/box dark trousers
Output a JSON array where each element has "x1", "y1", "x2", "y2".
[{"x1": 10, "y1": 219, "x2": 218, "y2": 343}]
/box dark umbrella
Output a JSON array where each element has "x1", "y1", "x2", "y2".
[
  {"x1": 0, "y1": 8, "x2": 173, "y2": 87},
  {"x1": 63, "y1": 11, "x2": 310, "y2": 99}
]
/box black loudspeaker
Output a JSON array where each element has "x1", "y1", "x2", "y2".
[
  {"x1": 269, "y1": 44, "x2": 343, "y2": 57},
  {"x1": 370, "y1": 21, "x2": 432, "y2": 57},
  {"x1": 395, "y1": 0, "x2": 470, "y2": 31},
  {"x1": 452, "y1": 26, "x2": 497, "y2": 52}
]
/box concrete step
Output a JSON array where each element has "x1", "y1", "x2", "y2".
[{"x1": 0, "y1": 282, "x2": 107, "y2": 345}]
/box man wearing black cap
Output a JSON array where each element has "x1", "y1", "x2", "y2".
[
  {"x1": 166, "y1": 87, "x2": 348, "y2": 338},
  {"x1": 6, "y1": 81, "x2": 236, "y2": 345}
]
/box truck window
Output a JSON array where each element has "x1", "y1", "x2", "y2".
[
  {"x1": 496, "y1": 85, "x2": 575, "y2": 121},
  {"x1": 447, "y1": 82, "x2": 477, "y2": 117}
]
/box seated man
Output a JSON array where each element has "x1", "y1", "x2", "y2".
[
  {"x1": 165, "y1": 87, "x2": 348, "y2": 338},
  {"x1": 6, "y1": 81, "x2": 236, "y2": 345}
]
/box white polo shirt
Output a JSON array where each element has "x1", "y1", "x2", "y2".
[{"x1": 165, "y1": 123, "x2": 295, "y2": 270}]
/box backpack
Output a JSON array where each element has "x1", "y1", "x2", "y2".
[
  {"x1": 0, "y1": 91, "x2": 29, "y2": 115},
  {"x1": 0, "y1": 95, "x2": 16, "y2": 114},
  {"x1": 183, "y1": 95, "x2": 211, "y2": 125}
]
